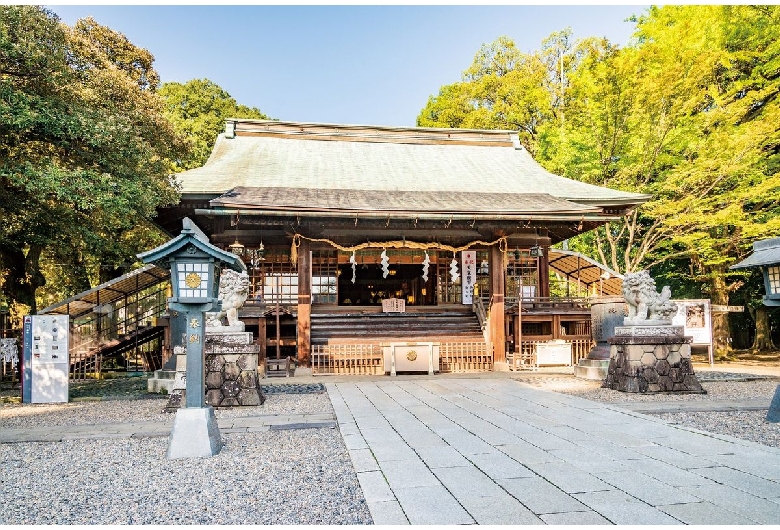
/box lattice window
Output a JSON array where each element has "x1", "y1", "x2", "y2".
[
  {"x1": 507, "y1": 250, "x2": 538, "y2": 299},
  {"x1": 312, "y1": 249, "x2": 337, "y2": 304},
  {"x1": 768, "y1": 266, "x2": 780, "y2": 295}
]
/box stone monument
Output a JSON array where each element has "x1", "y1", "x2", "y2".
[
  {"x1": 603, "y1": 270, "x2": 704, "y2": 393},
  {"x1": 575, "y1": 296, "x2": 625, "y2": 380},
  {"x1": 165, "y1": 269, "x2": 265, "y2": 410}
]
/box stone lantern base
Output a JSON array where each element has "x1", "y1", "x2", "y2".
[
  {"x1": 603, "y1": 325, "x2": 705, "y2": 393},
  {"x1": 164, "y1": 331, "x2": 265, "y2": 411}
]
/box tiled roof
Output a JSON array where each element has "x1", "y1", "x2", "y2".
[
  {"x1": 212, "y1": 187, "x2": 600, "y2": 216},
  {"x1": 176, "y1": 120, "x2": 649, "y2": 212}
]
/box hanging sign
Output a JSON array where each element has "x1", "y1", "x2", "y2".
[{"x1": 461, "y1": 251, "x2": 477, "y2": 305}]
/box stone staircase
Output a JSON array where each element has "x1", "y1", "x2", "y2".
[{"x1": 311, "y1": 307, "x2": 484, "y2": 346}]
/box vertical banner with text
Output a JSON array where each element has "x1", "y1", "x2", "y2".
[{"x1": 461, "y1": 251, "x2": 477, "y2": 305}]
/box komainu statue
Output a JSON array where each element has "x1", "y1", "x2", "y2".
[
  {"x1": 622, "y1": 270, "x2": 678, "y2": 324},
  {"x1": 205, "y1": 269, "x2": 250, "y2": 329}
]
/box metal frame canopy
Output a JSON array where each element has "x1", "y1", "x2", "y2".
[
  {"x1": 547, "y1": 248, "x2": 624, "y2": 296},
  {"x1": 38, "y1": 263, "x2": 170, "y2": 318}
]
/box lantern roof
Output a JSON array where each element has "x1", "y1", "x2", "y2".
[
  {"x1": 730, "y1": 237, "x2": 780, "y2": 269},
  {"x1": 137, "y1": 217, "x2": 246, "y2": 272}
]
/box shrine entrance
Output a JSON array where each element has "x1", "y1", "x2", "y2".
[
  {"x1": 336, "y1": 249, "x2": 438, "y2": 307},
  {"x1": 337, "y1": 264, "x2": 437, "y2": 306}
]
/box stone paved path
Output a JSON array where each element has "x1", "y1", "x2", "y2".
[{"x1": 327, "y1": 378, "x2": 780, "y2": 525}]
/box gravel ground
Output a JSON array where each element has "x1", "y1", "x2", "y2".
[
  {"x1": 0, "y1": 391, "x2": 332, "y2": 428},
  {"x1": 0, "y1": 428, "x2": 371, "y2": 525},
  {"x1": 0, "y1": 388, "x2": 372, "y2": 525}
]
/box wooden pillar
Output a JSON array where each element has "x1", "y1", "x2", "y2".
[
  {"x1": 538, "y1": 245, "x2": 550, "y2": 299},
  {"x1": 297, "y1": 238, "x2": 311, "y2": 366},
  {"x1": 489, "y1": 244, "x2": 506, "y2": 363}
]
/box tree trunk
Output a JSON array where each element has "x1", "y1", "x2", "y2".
[
  {"x1": 751, "y1": 306, "x2": 776, "y2": 351},
  {"x1": 0, "y1": 242, "x2": 46, "y2": 328},
  {"x1": 709, "y1": 267, "x2": 732, "y2": 359}
]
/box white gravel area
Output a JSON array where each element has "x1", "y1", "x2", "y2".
[
  {"x1": 0, "y1": 429, "x2": 371, "y2": 524},
  {"x1": 517, "y1": 374, "x2": 780, "y2": 448},
  {"x1": 0, "y1": 392, "x2": 332, "y2": 429},
  {"x1": 0, "y1": 392, "x2": 372, "y2": 525}
]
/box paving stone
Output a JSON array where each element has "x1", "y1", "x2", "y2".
[
  {"x1": 360, "y1": 427, "x2": 402, "y2": 443},
  {"x1": 356, "y1": 470, "x2": 395, "y2": 504},
  {"x1": 414, "y1": 445, "x2": 471, "y2": 469},
  {"x1": 349, "y1": 448, "x2": 380, "y2": 473},
  {"x1": 680, "y1": 483, "x2": 780, "y2": 525},
  {"x1": 549, "y1": 448, "x2": 631, "y2": 474},
  {"x1": 439, "y1": 432, "x2": 496, "y2": 455},
  {"x1": 498, "y1": 476, "x2": 591, "y2": 515},
  {"x1": 336, "y1": 421, "x2": 360, "y2": 437},
  {"x1": 268, "y1": 421, "x2": 336, "y2": 431},
  {"x1": 539, "y1": 510, "x2": 613, "y2": 525},
  {"x1": 658, "y1": 501, "x2": 756, "y2": 525},
  {"x1": 624, "y1": 458, "x2": 716, "y2": 488},
  {"x1": 517, "y1": 432, "x2": 580, "y2": 451},
  {"x1": 496, "y1": 442, "x2": 561, "y2": 465},
  {"x1": 392, "y1": 485, "x2": 474, "y2": 525},
  {"x1": 379, "y1": 458, "x2": 440, "y2": 490},
  {"x1": 596, "y1": 470, "x2": 702, "y2": 506},
  {"x1": 459, "y1": 493, "x2": 544, "y2": 525},
  {"x1": 522, "y1": 460, "x2": 613, "y2": 494},
  {"x1": 341, "y1": 433, "x2": 368, "y2": 451},
  {"x1": 572, "y1": 490, "x2": 683, "y2": 525},
  {"x1": 431, "y1": 464, "x2": 504, "y2": 498},
  {"x1": 466, "y1": 450, "x2": 535, "y2": 479},
  {"x1": 632, "y1": 443, "x2": 720, "y2": 469},
  {"x1": 689, "y1": 465, "x2": 780, "y2": 499},
  {"x1": 367, "y1": 500, "x2": 408, "y2": 525},
  {"x1": 706, "y1": 453, "x2": 780, "y2": 481},
  {"x1": 368, "y1": 440, "x2": 419, "y2": 463}
]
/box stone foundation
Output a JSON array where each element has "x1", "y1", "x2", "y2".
[
  {"x1": 603, "y1": 326, "x2": 704, "y2": 394},
  {"x1": 164, "y1": 332, "x2": 265, "y2": 411}
]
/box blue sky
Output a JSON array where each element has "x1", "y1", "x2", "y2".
[{"x1": 48, "y1": 5, "x2": 648, "y2": 127}]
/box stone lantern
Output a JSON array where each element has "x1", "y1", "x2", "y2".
[
  {"x1": 138, "y1": 218, "x2": 245, "y2": 459},
  {"x1": 731, "y1": 237, "x2": 780, "y2": 307}
]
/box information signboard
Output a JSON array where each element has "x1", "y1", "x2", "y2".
[
  {"x1": 671, "y1": 299, "x2": 712, "y2": 346},
  {"x1": 22, "y1": 314, "x2": 69, "y2": 403}
]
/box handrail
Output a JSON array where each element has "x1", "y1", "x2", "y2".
[{"x1": 472, "y1": 287, "x2": 492, "y2": 354}]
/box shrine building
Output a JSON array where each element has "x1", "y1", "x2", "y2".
[{"x1": 156, "y1": 119, "x2": 647, "y2": 374}]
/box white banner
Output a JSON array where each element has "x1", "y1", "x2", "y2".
[{"x1": 461, "y1": 251, "x2": 477, "y2": 305}]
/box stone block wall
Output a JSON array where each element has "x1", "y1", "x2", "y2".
[{"x1": 604, "y1": 336, "x2": 704, "y2": 394}]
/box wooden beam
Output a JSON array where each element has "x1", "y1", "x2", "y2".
[
  {"x1": 297, "y1": 238, "x2": 312, "y2": 366},
  {"x1": 489, "y1": 244, "x2": 506, "y2": 363}
]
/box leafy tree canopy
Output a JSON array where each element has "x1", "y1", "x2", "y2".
[
  {"x1": 0, "y1": 6, "x2": 188, "y2": 320},
  {"x1": 159, "y1": 78, "x2": 268, "y2": 170},
  {"x1": 418, "y1": 6, "x2": 780, "y2": 354}
]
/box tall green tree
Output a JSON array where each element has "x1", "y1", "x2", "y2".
[
  {"x1": 159, "y1": 79, "x2": 268, "y2": 170},
  {"x1": 418, "y1": 6, "x2": 780, "y2": 355},
  {"x1": 0, "y1": 6, "x2": 187, "y2": 322}
]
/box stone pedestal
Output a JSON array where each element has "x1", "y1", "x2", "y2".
[
  {"x1": 164, "y1": 332, "x2": 265, "y2": 411},
  {"x1": 603, "y1": 325, "x2": 705, "y2": 393},
  {"x1": 204, "y1": 331, "x2": 265, "y2": 407},
  {"x1": 167, "y1": 406, "x2": 222, "y2": 460}
]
